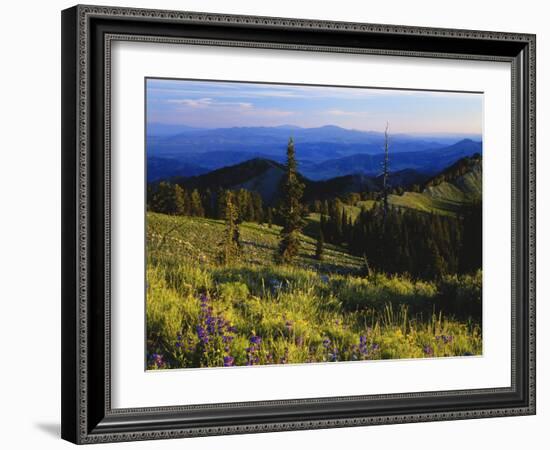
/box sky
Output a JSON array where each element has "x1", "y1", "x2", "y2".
[{"x1": 146, "y1": 78, "x2": 483, "y2": 135}]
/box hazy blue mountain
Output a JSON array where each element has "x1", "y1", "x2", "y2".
[
  {"x1": 146, "y1": 125, "x2": 481, "y2": 181},
  {"x1": 173, "y1": 157, "x2": 429, "y2": 206},
  {"x1": 147, "y1": 125, "x2": 479, "y2": 160},
  {"x1": 147, "y1": 123, "x2": 200, "y2": 137},
  {"x1": 147, "y1": 157, "x2": 209, "y2": 182},
  {"x1": 303, "y1": 139, "x2": 482, "y2": 180}
]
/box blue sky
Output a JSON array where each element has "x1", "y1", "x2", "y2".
[{"x1": 146, "y1": 78, "x2": 483, "y2": 135}]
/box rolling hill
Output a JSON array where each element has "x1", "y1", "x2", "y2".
[
  {"x1": 388, "y1": 155, "x2": 482, "y2": 215},
  {"x1": 173, "y1": 157, "x2": 429, "y2": 206},
  {"x1": 304, "y1": 139, "x2": 482, "y2": 180}
]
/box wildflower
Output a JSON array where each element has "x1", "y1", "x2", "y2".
[
  {"x1": 435, "y1": 334, "x2": 454, "y2": 344},
  {"x1": 359, "y1": 335, "x2": 368, "y2": 357},
  {"x1": 223, "y1": 356, "x2": 235, "y2": 367},
  {"x1": 196, "y1": 325, "x2": 209, "y2": 344},
  {"x1": 246, "y1": 335, "x2": 262, "y2": 365},
  {"x1": 150, "y1": 353, "x2": 165, "y2": 368},
  {"x1": 279, "y1": 348, "x2": 289, "y2": 364},
  {"x1": 423, "y1": 345, "x2": 434, "y2": 356}
]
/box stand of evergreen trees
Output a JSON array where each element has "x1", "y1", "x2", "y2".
[
  {"x1": 148, "y1": 182, "x2": 265, "y2": 224},
  {"x1": 320, "y1": 200, "x2": 481, "y2": 279}
]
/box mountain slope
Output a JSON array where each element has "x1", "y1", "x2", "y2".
[
  {"x1": 147, "y1": 157, "x2": 209, "y2": 182},
  {"x1": 304, "y1": 139, "x2": 482, "y2": 180},
  {"x1": 174, "y1": 157, "x2": 429, "y2": 206},
  {"x1": 175, "y1": 158, "x2": 287, "y2": 205},
  {"x1": 388, "y1": 155, "x2": 482, "y2": 215}
]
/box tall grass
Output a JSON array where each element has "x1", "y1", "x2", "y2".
[{"x1": 146, "y1": 213, "x2": 482, "y2": 369}]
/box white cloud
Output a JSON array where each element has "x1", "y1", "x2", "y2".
[
  {"x1": 326, "y1": 109, "x2": 371, "y2": 117},
  {"x1": 166, "y1": 97, "x2": 253, "y2": 109}
]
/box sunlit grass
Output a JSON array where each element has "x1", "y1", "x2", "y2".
[{"x1": 146, "y1": 212, "x2": 482, "y2": 369}]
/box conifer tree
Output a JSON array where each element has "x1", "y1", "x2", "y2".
[
  {"x1": 216, "y1": 188, "x2": 227, "y2": 220},
  {"x1": 361, "y1": 253, "x2": 372, "y2": 278},
  {"x1": 277, "y1": 137, "x2": 305, "y2": 263},
  {"x1": 153, "y1": 181, "x2": 177, "y2": 214},
  {"x1": 252, "y1": 192, "x2": 264, "y2": 224},
  {"x1": 190, "y1": 189, "x2": 205, "y2": 217},
  {"x1": 184, "y1": 190, "x2": 193, "y2": 216},
  {"x1": 246, "y1": 193, "x2": 256, "y2": 222},
  {"x1": 267, "y1": 207, "x2": 273, "y2": 228},
  {"x1": 204, "y1": 188, "x2": 215, "y2": 218},
  {"x1": 218, "y1": 191, "x2": 240, "y2": 265},
  {"x1": 315, "y1": 229, "x2": 325, "y2": 261},
  {"x1": 174, "y1": 185, "x2": 186, "y2": 215},
  {"x1": 322, "y1": 200, "x2": 330, "y2": 218}
]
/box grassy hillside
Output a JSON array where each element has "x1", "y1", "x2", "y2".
[
  {"x1": 148, "y1": 212, "x2": 363, "y2": 274},
  {"x1": 388, "y1": 158, "x2": 481, "y2": 216},
  {"x1": 146, "y1": 212, "x2": 482, "y2": 369}
]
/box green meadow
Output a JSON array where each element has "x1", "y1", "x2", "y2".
[{"x1": 146, "y1": 212, "x2": 482, "y2": 369}]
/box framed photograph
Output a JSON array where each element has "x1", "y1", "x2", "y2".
[{"x1": 61, "y1": 5, "x2": 536, "y2": 444}]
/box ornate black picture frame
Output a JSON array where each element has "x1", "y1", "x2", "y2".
[{"x1": 61, "y1": 4, "x2": 536, "y2": 444}]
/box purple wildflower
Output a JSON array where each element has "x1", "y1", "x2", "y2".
[
  {"x1": 195, "y1": 293, "x2": 237, "y2": 367},
  {"x1": 250, "y1": 335, "x2": 262, "y2": 345},
  {"x1": 196, "y1": 325, "x2": 209, "y2": 344},
  {"x1": 358, "y1": 335, "x2": 368, "y2": 357},
  {"x1": 223, "y1": 356, "x2": 235, "y2": 367},
  {"x1": 329, "y1": 347, "x2": 339, "y2": 362},
  {"x1": 246, "y1": 335, "x2": 262, "y2": 365},
  {"x1": 150, "y1": 353, "x2": 165, "y2": 368},
  {"x1": 279, "y1": 348, "x2": 289, "y2": 364}
]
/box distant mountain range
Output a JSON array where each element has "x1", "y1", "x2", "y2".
[
  {"x1": 169, "y1": 152, "x2": 482, "y2": 214},
  {"x1": 172, "y1": 155, "x2": 481, "y2": 208},
  {"x1": 147, "y1": 124, "x2": 481, "y2": 182},
  {"x1": 303, "y1": 138, "x2": 482, "y2": 180}
]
